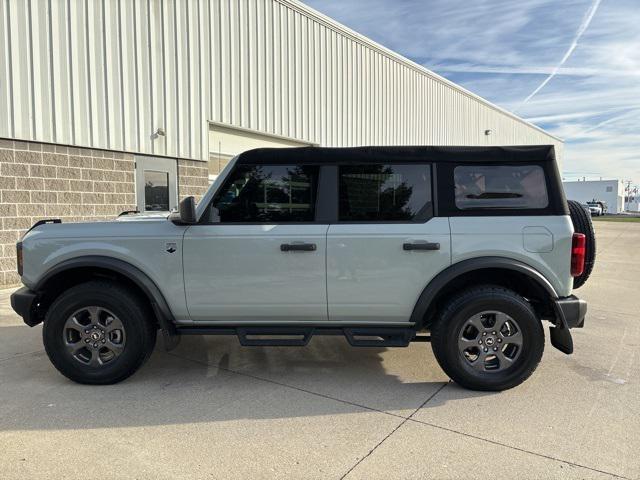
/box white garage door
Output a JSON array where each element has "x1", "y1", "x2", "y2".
[{"x1": 208, "y1": 122, "x2": 314, "y2": 182}]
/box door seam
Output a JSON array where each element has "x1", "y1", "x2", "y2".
[
  {"x1": 182, "y1": 225, "x2": 192, "y2": 321},
  {"x1": 325, "y1": 224, "x2": 331, "y2": 321}
]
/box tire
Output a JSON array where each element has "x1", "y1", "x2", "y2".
[
  {"x1": 431, "y1": 286, "x2": 544, "y2": 391},
  {"x1": 567, "y1": 200, "x2": 596, "y2": 288},
  {"x1": 43, "y1": 280, "x2": 157, "y2": 385}
]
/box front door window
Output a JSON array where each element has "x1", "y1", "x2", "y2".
[{"x1": 210, "y1": 164, "x2": 319, "y2": 223}]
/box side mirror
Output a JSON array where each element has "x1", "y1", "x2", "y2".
[{"x1": 179, "y1": 196, "x2": 197, "y2": 224}]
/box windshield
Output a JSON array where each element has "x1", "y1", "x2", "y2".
[{"x1": 194, "y1": 156, "x2": 239, "y2": 219}]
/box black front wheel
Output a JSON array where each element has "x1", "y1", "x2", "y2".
[
  {"x1": 431, "y1": 286, "x2": 544, "y2": 391},
  {"x1": 43, "y1": 280, "x2": 157, "y2": 384}
]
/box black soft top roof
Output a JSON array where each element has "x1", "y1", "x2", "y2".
[{"x1": 236, "y1": 145, "x2": 556, "y2": 165}]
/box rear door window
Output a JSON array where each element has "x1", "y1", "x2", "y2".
[
  {"x1": 454, "y1": 165, "x2": 548, "y2": 210},
  {"x1": 339, "y1": 164, "x2": 433, "y2": 222}
]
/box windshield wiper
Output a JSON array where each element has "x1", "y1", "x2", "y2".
[{"x1": 465, "y1": 192, "x2": 523, "y2": 200}]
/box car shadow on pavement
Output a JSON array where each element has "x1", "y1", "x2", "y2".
[{"x1": 0, "y1": 325, "x2": 496, "y2": 432}]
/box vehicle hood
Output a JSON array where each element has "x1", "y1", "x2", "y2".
[
  {"x1": 21, "y1": 214, "x2": 179, "y2": 242},
  {"x1": 115, "y1": 211, "x2": 172, "y2": 221}
]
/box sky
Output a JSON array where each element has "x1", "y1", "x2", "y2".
[{"x1": 304, "y1": 0, "x2": 640, "y2": 184}]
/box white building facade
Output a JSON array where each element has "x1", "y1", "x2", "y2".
[
  {"x1": 563, "y1": 180, "x2": 625, "y2": 214},
  {"x1": 0, "y1": 0, "x2": 562, "y2": 286}
]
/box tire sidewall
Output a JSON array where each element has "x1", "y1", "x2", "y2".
[
  {"x1": 436, "y1": 293, "x2": 544, "y2": 390},
  {"x1": 568, "y1": 200, "x2": 596, "y2": 288},
  {"x1": 43, "y1": 287, "x2": 150, "y2": 383}
]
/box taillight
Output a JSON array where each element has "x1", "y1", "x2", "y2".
[
  {"x1": 571, "y1": 233, "x2": 586, "y2": 277},
  {"x1": 16, "y1": 242, "x2": 23, "y2": 276}
]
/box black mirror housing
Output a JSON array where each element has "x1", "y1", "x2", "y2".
[{"x1": 178, "y1": 196, "x2": 197, "y2": 224}]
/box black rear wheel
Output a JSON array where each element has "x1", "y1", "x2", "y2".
[
  {"x1": 43, "y1": 280, "x2": 157, "y2": 384},
  {"x1": 567, "y1": 199, "x2": 596, "y2": 288},
  {"x1": 431, "y1": 286, "x2": 544, "y2": 391}
]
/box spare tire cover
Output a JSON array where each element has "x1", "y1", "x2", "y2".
[{"x1": 567, "y1": 200, "x2": 596, "y2": 289}]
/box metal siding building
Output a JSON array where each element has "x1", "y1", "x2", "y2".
[
  {"x1": 0, "y1": 0, "x2": 562, "y2": 286},
  {"x1": 1, "y1": 0, "x2": 562, "y2": 160},
  {"x1": 563, "y1": 180, "x2": 625, "y2": 214}
]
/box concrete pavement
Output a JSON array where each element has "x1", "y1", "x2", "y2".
[{"x1": 0, "y1": 221, "x2": 638, "y2": 479}]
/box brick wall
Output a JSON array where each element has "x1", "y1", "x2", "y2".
[
  {"x1": 0, "y1": 139, "x2": 136, "y2": 287},
  {"x1": 0, "y1": 139, "x2": 210, "y2": 288},
  {"x1": 208, "y1": 153, "x2": 232, "y2": 177},
  {"x1": 178, "y1": 159, "x2": 210, "y2": 201}
]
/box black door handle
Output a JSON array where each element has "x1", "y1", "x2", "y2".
[
  {"x1": 403, "y1": 242, "x2": 440, "y2": 251},
  {"x1": 281, "y1": 243, "x2": 317, "y2": 252}
]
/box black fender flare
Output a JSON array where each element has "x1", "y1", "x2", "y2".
[
  {"x1": 409, "y1": 257, "x2": 559, "y2": 329},
  {"x1": 35, "y1": 255, "x2": 177, "y2": 336}
]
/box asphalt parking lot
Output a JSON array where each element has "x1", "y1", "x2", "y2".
[{"x1": 0, "y1": 221, "x2": 638, "y2": 479}]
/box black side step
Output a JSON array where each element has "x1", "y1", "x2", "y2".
[
  {"x1": 343, "y1": 328, "x2": 414, "y2": 347},
  {"x1": 175, "y1": 325, "x2": 428, "y2": 347},
  {"x1": 237, "y1": 327, "x2": 314, "y2": 346}
]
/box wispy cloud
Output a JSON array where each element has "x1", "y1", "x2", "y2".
[
  {"x1": 430, "y1": 64, "x2": 640, "y2": 78},
  {"x1": 304, "y1": 0, "x2": 640, "y2": 183},
  {"x1": 520, "y1": 0, "x2": 603, "y2": 105},
  {"x1": 572, "y1": 109, "x2": 640, "y2": 137}
]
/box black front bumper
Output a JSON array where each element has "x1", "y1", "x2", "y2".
[{"x1": 10, "y1": 287, "x2": 41, "y2": 327}]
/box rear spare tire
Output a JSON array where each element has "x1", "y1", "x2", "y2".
[{"x1": 567, "y1": 200, "x2": 596, "y2": 288}]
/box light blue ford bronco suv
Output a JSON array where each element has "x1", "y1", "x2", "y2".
[{"x1": 11, "y1": 146, "x2": 594, "y2": 391}]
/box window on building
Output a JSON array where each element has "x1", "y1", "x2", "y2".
[
  {"x1": 454, "y1": 165, "x2": 548, "y2": 210},
  {"x1": 606, "y1": 186, "x2": 613, "y2": 192},
  {"x1": 339, "y1": 164, "x2": 432, "y2": 222},
  {"x1": 211, "y1": 164, "x2": 318, "y2": 222},
  {"x1": 144, "y1": 170, "x2": 170, "y2": 211}
]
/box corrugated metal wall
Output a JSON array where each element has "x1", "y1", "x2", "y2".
[{"x1": 0, "y1": 0, "x2": 563, "y2": 162}]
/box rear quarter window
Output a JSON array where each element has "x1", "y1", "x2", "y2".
[{"x1": 454, "y1": 165, "x2": 548, "y2": 210}]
